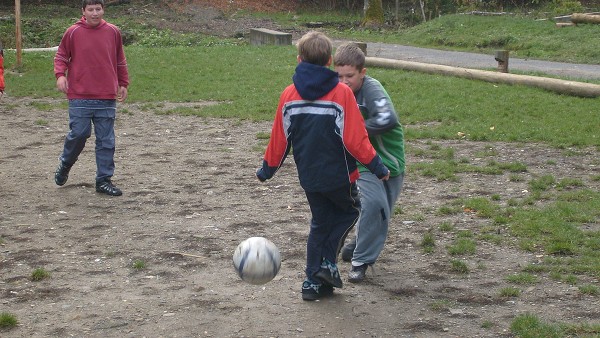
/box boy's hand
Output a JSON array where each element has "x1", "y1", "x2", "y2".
[
  {"x1": 117, "y1": 86, "x2": 128, "y2": 102},
  {"x1": 56, "y1": 76, "x2": 68, "y2": 94},
  {"x1": 380, "y1": 170, "x2": 390, "y2": 181}
]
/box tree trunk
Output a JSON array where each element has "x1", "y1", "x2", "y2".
[{"x1": 362, "y1": 0, "x2": 384, "y2": 27}]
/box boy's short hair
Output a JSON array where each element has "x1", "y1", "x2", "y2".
[
  {"x1": 296, "y1": 31, "x2": 332, "y2": 66},
  {"x1": 333, "y1": 42, "x2": 366, "y2": 71},
  {"x1": 82, "y1": 0, "x2": 104, "y2": 8}
]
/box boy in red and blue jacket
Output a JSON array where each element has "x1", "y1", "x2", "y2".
[{"x1": 256, "y1": 31, "x2": 389, "y2": 301}]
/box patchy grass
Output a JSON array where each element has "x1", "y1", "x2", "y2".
[
  {"x1": 448, "y1": 238, "x2": 476, "y2": 256},
  {"x1": 30, "y1": 268, "x2": 50, "y2": 281},
  {"x1": 450, "y1": 259, "x2": 470, "y2": 274},
  {"x1": 0, "y1": 312, "x2": 18, "y2": 329},
  {"x1": 132, "y1": 260, "x2": 147, "y2": 270},
  {"x1": 506, "y1": 272, "x2": 538, "y2": 285},
  {"x1": 511, "y1": 313, "x2": 600, "y2": 337},
  {"x1": 578, "y1": 284, "x2": 599, "y2": 296},
  {"x1": 499, "y1": 286, "x2": 521, "y2": 298},
  {"x1": 421, "y1": 231, "x2": 436, "y2": 254}
]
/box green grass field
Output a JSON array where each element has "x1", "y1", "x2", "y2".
[{"x1": 4, "y1": 43, "x2": 599, "y2": 148}]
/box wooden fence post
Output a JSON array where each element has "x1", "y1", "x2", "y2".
[
  {"x1": 15, "y1": 0, "x2": 22, "y2": 67},
  {"x1": 495, "y1": 50, "x2": 509, "y2": 73}
]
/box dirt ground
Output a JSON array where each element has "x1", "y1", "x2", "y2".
[
  {"x1": 133, "y1": 0, "x2": 308, "y2": 40},
  {"x1": 2, "y1": 2, "x2": 600, "y2": 338},
  {"x1": 2, "y1": 97, "x2": 599, "y2": 337}
]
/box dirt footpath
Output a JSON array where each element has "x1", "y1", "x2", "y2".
[{"x1": 1, "y1": 96, "x2": 599, "y2": 337}]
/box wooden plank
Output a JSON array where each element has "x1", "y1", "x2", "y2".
[
  {"x1": 571, "y1": 13, "x2": 600, "y2": 24},
  {"x1": 556, "y1": 22, "x2": 576, "y2": 27},
  {"x1": 365, "y1": 56, "x2": 600, "y2": 98}
]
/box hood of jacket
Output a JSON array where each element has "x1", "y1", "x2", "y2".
[{"x1": 292, "y1": 61, "x2": 339, "y2": 101}]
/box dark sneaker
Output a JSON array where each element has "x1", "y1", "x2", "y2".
[
  {"x1": 348, "y1": 264, "x2": 369, "y2": 283},
  {"x1": 301, "y1": 279, "x2": 333, "y2": 301},
  {"x1": 340, "y1": 241, "x2": 356, "y2": 262},
  {"x1": 54, "y1": 161, "x2": 72, "y2": 186},
  {"x1": 96, "y1": 179, "x2": 123, "y2": 196},
  {"x1": 314, "y1": 259, "x2": 343, "y2": 288}
]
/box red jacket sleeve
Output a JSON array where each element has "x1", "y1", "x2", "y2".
[
  {"x1": 54, "y1": 27, "x2": 72, "y2": 79},
  {"x1": 256, "y1": 85, "x2": 293, "y2": 181},
  {"x1": 115, "y1": 29, "x2": 129, "y2": 88},
  {"x1": 341, "y1": 86, "x2": 377, "y2": 165}
]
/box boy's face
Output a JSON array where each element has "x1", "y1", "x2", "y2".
[
  {"x1": 335, "y1": 64, "x2": 366, "y2": 94},
  {"x1": 82, "y1": 4, "x2": 104, "y2": 27}
]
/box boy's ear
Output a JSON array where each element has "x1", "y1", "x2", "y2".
[
  {"x1": 325, "y1": 56, "x2": 332, "y2": 67},
  {"x1": 361, "y1": 67, "x2": 367, "y2": 76},
  {"x1": 297, "y1": 55, "x2": 302, "y2": 64}
]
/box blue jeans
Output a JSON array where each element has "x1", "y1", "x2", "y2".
[
  {"x1": 59, "y1": 99, "x2": 117, "y2": 181},
  {"x1": 304, "y1": 183, "x2": 361, "y2": 281}
]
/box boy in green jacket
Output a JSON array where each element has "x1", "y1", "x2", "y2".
[{"x1": 334, "y1": 42, "x2": 406, "y2": 282}]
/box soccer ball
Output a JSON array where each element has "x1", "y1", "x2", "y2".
[{"x1": 232, "y1": 237, "x2": 281, "y2": 285}]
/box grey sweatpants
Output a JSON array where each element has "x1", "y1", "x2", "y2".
[{"x1": 352, "y1": 172, "x2": 404, "y2": 266}]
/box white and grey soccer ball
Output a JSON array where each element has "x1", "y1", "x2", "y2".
[{"x1": 233, "y1": 237, "x2": 281, "y2": 285}]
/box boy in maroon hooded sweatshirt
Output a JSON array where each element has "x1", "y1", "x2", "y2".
[{"x1": 53, "y1": 0, "x2": 129, "y2": 196}]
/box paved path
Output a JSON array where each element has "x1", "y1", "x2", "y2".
[{"x1": 355, "y1": 42, "x2": 600, "y2": 80}]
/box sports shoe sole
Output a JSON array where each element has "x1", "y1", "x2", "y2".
[
  {"x1": 302, "y1": 293, "x2": 320, "y2": 301},
  {"x1": 302, "y1": 285, "x2": 334, "y2": 301},
  {"x1": 96, "y1": 183, "x2": 123, "y2": 196}
]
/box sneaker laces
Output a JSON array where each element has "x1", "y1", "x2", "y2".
[
  {"x1": 99, "y1": 181, "x2": 115, "y2": 190},
  {"x1": 97, "y1": 180, "x2": 122, "y2": 196}
]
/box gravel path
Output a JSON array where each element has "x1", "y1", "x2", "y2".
[{"x1": 362, "y1": 42, "x2": 600, "y2": 80}]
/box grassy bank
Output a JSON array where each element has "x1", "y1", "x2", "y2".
[{"x1": 249, "y1": 10, "x2": 600, "y2": 64}]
